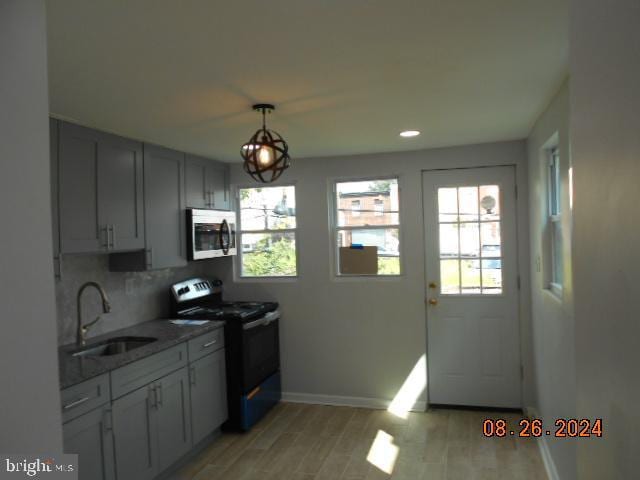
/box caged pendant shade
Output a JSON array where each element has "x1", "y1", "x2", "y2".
[{"x1": 241, "y1": 104, "x2": 291, "y2": 183}]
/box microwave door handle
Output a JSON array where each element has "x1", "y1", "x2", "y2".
[{"x1": 220, "y1": 219, "x2": 230, "y2": 255}]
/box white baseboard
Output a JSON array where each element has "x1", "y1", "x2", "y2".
[
  {"x1": 282, "y1": 391, "x2": 427, "y2": 412},
  {"x1": 523, "y1": 406, "x2": 560, "y2": 480}
]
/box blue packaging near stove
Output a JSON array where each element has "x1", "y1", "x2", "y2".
[{"x1": 240, "y1": 371, "x2": 282, "y2": 431}]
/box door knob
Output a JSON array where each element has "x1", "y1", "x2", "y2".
[{"x1": 428, "y1": 298, "x2": 438, "y2": 306}]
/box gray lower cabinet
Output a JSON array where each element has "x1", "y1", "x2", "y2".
[
  {"x1": 112, "y1": 367, "x2": 192, "y2": 480},
  {"x1": 109, "y1": 145, "x2": 187, "y2": 271},
  {"x1": 185, "y1": 154, "x2": 230, "y2": 210},
  {"x1": 58, "y1": 121, "x2": 144, "y2": 254},
  {"x1": 189, "y1": 348, "x2": 228, "y2": 445},
  {"x1": 156, "y1": 367, "x2": 193, "y2": 472},
  {"x1": 63, "y1": 404, "x2": 116, "y2": 480},
  {"x1": 112, "y1": 384, "x2": 157, "y2": 480}
]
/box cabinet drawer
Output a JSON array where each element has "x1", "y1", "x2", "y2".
[
  {"x1": 61, "y1": 374, "x2": 110, "y2": 423},
  {"x1": 188, "y1": 328, "x2": 225, "y2": 361},
  {"x1": 111, "y1": 344, "x2": 187, "y2": 399}
]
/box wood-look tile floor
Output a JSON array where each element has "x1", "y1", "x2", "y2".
[{"x1": 174, "y1": 403, "x2": 547, "y2": 480}]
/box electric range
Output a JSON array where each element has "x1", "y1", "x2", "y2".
[{"x1": 170, "y1": 278, "x2": 281, "y2": 431}]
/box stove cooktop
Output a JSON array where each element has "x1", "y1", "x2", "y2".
[{"x1": 177, "y1": 301, "x2": 277, "y2": 322}]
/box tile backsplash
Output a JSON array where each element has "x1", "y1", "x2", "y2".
[{"x1": 54, "y1": 254, "x2": 230, "y2": 346}]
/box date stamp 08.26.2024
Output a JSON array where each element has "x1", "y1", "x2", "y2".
[{"x1": 482, "y1": 418, "x2": 603, "y2": 438}]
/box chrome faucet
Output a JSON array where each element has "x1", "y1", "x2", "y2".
[{"x1": 77, "y1": 281, "x2": 111, "y2": 346}]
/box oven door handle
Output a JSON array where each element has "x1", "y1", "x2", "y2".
[{"x1": 242, "y1": 312, "x2": 280, "y2": 330}]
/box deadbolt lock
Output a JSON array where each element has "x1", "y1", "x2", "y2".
[{"x1": 428, "y1": 282, "x2": 438, "y2": 289}]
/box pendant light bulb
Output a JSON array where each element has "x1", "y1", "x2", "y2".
[{"x1": 258, "y1": 145, "x2": 273, "y2": 166}]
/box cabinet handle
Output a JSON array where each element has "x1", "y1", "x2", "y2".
[
  {"x1": 103, "y1": 408, "x2": 113, "y2": 433},
  {"x1": 157, "y1": 383, "x2": 163, "y2": 407},
  {"x1": 203, "y1": 340, "x2": 217, "y2": 348},
  {"x1": 101, "y1": 226, "x2": 109, "y2": 250},
  {"x1": 110, "y1": 225, "x2": 116, "y2": 249},
  {"x1": 149, "y1": 385, "x2": 157, "y2": 409},
  {"x1": 190, "y1": 365, "x2": 196, "y2": 386},
  {"x1": 63, "y1": 396, "x2": 90, "y2": 410}
]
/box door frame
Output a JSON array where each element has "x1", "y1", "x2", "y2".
[{"x1": 420, "y1": 165, "x2": 525, "y2": 408}]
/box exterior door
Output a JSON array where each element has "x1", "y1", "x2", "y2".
[{"x1": 423, "y1": 166, "x2": 521, "y2": 408}]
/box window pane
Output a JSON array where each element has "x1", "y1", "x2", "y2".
[
  {"x1": 552, "y1": 222, "x2": 563, "y2": 285},
  {"x1": 337, "y1": 227, "x2": 400, "y2": 275},
  {"x1": 438, "y1": 188, "x2": 458, "y2": 222},
  {"x1": 480, "y1": 222, "x2": 501, "y2": 257},
  {"x1": 336, "y1": 179, "x2": 399, "y2": 227},
  {"x1": 439, "y1": 223, "x2": 459, "y2": 257},
  {"x1": 459, "y1": 223, "x2": 480, "y2": 257},
  {"x1": 239, "y1": 186, "x2": 296, "y2": 231},
  {"x1": 440, "y1": 259, "x2": 460, "y2": 294},
  {"x1": 458, "y1": 187, "x2": 479, "y2": 221},
  {"x1": 481, "y1": 259, "x2": 502, "y2": 293},
  {"x1": 241, "y1": 232, "x2": 297, "y2": 277},
  {"x1": 461, "y1": 259, "x2": 481, "y2": 293},
  {"x1": 479, "y1": 185, "x2": 500, "y2": 221}
]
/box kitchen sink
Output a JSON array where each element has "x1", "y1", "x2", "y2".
[{"x1": 72, "y1": 336, "x2": 157, "y2": 357}]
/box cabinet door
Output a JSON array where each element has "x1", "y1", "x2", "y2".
[
  {"x1": 156, "y1": 367, "x2": 192, "y2": 472},
  {"x1": 190, "y1": 349, "x2": 228, "y2": 445},
  {"x1": 63, "y1": 405, "x2": 116, "y2": 480},
  {"x1": 112, "y1": 385, "x2": 157, "y2": 480},
  {"x1": 98, "y1": 134, "x2": 144, "y2": 251},
  {"x1": 59, "y1": 122, "x2": 104, "y2": 253},
  {"x1": 184, "y1": 155, "x2": 209, "y2": 208},
  {"x1": 144, "y1": 145, "x2": 187, "y2": 269},
  {"x1": 208, "y1": 162, "x2": 230, "y2": 210}
]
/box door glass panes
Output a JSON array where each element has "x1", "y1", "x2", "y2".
[{"x1": 437, "y1": 185, "x2": 503, "y2": 295}]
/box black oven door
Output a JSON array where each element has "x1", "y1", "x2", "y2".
[{"x1": 242, "y1": 317, "x2": 280, "y2": 392}]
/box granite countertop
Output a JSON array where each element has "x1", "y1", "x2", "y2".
[{"x1": 58, "y1": 319, "x2": 225, "y2": 389}]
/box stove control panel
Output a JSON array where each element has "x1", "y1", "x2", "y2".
[{"x1": 171, "y1": 277, "x2": 222, "y2": 303}]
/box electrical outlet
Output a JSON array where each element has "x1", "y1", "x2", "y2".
[{"x1": 125, "y1": 278, "x2": 135, "y2": 296}]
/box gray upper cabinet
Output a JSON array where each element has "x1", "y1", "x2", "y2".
[
  {"x1": 98, "y1": 134, "x2": 145, "y2": 251},
  {"x1": 58, "y1": 121, "x2": 144, "y2": 254},
  {"x1": 59, "y1": 122, "x2": 102, "y2": 253},
  {"x1": 190, "y1": 349, "x2": 227, "y2": 445},
  {"x1": 185, "y1": 154, "x2": 230, "y2": 210},
  {"x1": 63, "y1": 404, "x2": 116, "y2": 480},
  {"x1": 109, "y1": 145, "x2": 187, "y2": 271}
]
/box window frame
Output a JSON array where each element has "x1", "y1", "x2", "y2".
[
  {"x1": 330, "y1": 175, "x2": 403, "y2": 279},
  {"x1": 235, "y1": 183, "x2": 299, "y2": 281},
  {"x1": 547, "y1": 146, "x2": 563, "y2": 297}
]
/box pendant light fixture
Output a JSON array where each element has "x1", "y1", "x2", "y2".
[{"x1": 241, "y1": 104, "x2": 291, "y2": 183}]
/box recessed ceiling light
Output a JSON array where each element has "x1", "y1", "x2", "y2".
[{"x1": 399, "y1": 130, "x2": 420, "y2": 138}]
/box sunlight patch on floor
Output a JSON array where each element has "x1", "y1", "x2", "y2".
[
  {"x1": 387, "y1": 354, "x2": 427, "y2": 419},
  {"x1": 366, "y1": 429, "x2": 399, "y2": 475}
]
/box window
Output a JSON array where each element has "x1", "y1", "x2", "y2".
[
  {"x1": 437, "y1": 185, "x2": 503, "y2": 294},
  {"x1": 238, "y1": 185, "x2": 297, "y2": 277},
  {"x1": 374, "y1": 199, "x2": 384, "y2": 216},
  {"x1": 351, "y1": 200, "x2": 361, "y2": 216},
  {"x1": 334, "y1": 178, "x2": 400, "y2": 275},
  {"x1": 548, "y1": 147, "x2": 563, "y2": 293}
]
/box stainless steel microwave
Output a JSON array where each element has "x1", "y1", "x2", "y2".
[{"x1": 186, "y1": 209, "x2": 237, "y2": 260}]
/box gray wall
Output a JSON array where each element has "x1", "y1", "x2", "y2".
[
  {"x1": 55, "y1": 255, "x2": 225, "y2": 345},
  {"x1": 221, "y1": 141, "x2": 531, "y2": 408},
  {"x1": 570, "y1": 0, "x2": 640, "y2": 478},
  {"x1": 526, "y1": 81, "x2": 576, "y2": 480},
  {"x1": 0, "y1": 0, "x2": 63, "y2": 452}
]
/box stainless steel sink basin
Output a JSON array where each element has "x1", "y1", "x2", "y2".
[{"x1": 72, "y1": 336, "x2": 157, "y2": 357}]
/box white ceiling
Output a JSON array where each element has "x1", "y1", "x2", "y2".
[{"x1": 45, "y1": 0, "x2": 568, "y2": 162}]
